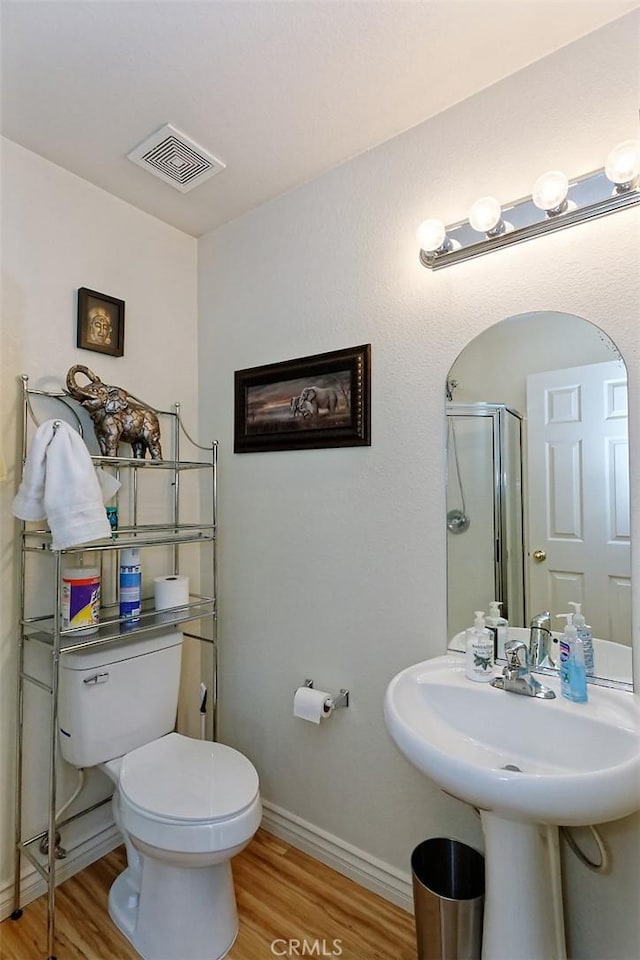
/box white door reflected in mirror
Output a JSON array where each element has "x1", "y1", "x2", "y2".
[{"x1": 527, "y1": 360, "x2": 630, "y2": 645}]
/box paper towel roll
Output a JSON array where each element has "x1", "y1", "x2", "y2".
[
  {"x1": 293, "y1": 686, "x2": 332, "y2": 724},
  {"x1": 154, "y1": 575, "x2": 189, "y2": 611}
]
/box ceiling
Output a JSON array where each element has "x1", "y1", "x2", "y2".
[{"x1": 2, "y1": 1, "x2": 637, "y2": 237}]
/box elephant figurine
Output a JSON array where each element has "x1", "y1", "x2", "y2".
[
  {"x1": 299, "y1": 385, "x2": 340, "y2": 415},
  {"x1": 66, "y1": 365, "x2": 163, "y2": 459}
]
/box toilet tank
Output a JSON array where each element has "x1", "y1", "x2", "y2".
[{"x1": 58, "y1": 630, "x2": 183, "y2": 767}]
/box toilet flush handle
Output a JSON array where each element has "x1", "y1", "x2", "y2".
[{"x1": 83, "y1": 672, "x2": 109, "y2": 685}]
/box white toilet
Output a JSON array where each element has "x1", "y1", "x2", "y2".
[{"x1": 58, "y1": 630, "x2": 261, "y2": 960}]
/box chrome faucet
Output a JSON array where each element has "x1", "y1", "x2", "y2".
[
  {"x1": 490, "y1": 639, "x2": 556, "y2": 699},
  {"x1": 529, "y1": 611, "x2": 555, "y2": 668}
]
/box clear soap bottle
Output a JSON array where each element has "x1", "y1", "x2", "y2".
[
  {"x1": 465, "y1": 611, "x2": 494, "y2": 682},
  {"x1": 485, "y1": 600, "x2": 508, "y2": 661}
]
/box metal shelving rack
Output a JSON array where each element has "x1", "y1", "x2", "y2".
[{"x1": 11, "y1": 375, "x2": 218, "y2": 960}]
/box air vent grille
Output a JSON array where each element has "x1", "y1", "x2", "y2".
[{"x1": 128, "y1": 124, "x2": 225, "y2": 193}]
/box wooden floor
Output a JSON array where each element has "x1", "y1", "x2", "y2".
[{"x1": 1, "y1": 830, "x2": 416, "y2": 960}]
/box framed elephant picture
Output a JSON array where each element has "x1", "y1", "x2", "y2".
[
  {"x1": 77, "y1": 287, "x2": 125, "y2": 357},
  {"x1": 234, "y1": 344, "x2": 371, "y2": 453}
]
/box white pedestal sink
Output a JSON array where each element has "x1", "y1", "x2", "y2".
[{"x1": 384, "y1": 654, "x2": 640, "y2": 959}]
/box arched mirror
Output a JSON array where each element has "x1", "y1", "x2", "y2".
[{"x1": 446, "y1": 311, "x2": 632, "y2": 689}]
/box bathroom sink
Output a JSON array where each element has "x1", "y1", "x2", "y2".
[
  {"x1": 449, "y1": 627, "x2": 633, "y2": 684},
  {"x1": 384, "y1": 654, "x2": 640, "y2": 825}
]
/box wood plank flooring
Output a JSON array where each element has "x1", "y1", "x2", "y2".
[{"x1": 1, "y1": 830, "x2": 416, "y2": 960}]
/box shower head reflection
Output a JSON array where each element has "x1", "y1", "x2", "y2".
[
  {"x1": 447, "y1": 508, "x2": 470, "y2": 534},
  {"x1": 447, "y1": 417, "x2": 470, "y2": 534}
]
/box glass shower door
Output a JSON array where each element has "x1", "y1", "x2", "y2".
[{"x1": 446, "y1": 404, "x2": 524, "y2": 646}]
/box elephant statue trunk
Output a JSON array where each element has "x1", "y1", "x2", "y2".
[{"x1": 65, "y1": 364, "x2": 163, "y2": 460}]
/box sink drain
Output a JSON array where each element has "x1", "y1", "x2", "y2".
[{"x1": 502, "y1": 763, "x2": 523, "y2": 772}]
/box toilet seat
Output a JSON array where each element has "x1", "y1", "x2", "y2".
[{"x1": 116, "y1": 733, "x2": 261, "y2": 854}]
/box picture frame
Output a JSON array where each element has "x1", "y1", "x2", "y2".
[
  {"x1": 234, "y1": 344, "x2": 371, "y2": 453},
  {"x1": 76, "y1": 287, "x2": 125, "y2": 357}
]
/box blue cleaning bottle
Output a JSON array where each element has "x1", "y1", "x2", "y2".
[
  {"x1": 556, "y1": 613, "x2": 588, "y2": 703},
  {"x1": 568, "y1": 602, "x2": 595, "y2": 677},
  {"x1": 119, "y1": 547, "x2": 142, "y2": 628}
]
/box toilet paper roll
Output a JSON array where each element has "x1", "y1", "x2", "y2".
[
  {"x1": 293, "y1": 686, "x2": 332, "y2": 724},
  {"x1": 154, "y1": 575, "x2": 189, "y2": 611}
]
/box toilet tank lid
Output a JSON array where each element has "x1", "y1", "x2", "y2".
[
  {"x1": 119, "y1": 733, "x2": 260, "y2": 822},
  {"x1": 60, "y1": 630, "x2": 183, "y2": 671}
]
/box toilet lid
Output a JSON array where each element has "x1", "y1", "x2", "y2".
[{"x1": 118, "y1": 733, "x2": 259, "y2": 822}]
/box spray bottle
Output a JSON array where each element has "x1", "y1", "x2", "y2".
[{"x1": 119, "y1": 547, "x2": 142, "y2": 628}]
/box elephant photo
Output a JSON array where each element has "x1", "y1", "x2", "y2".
[
  {"x1": 66, "y1": 365, "x2": 163, "y2": 459},
  {"x1": 299, "y1": 385, "x2": 340, "y2": 415},
  {"x1": 290, "y1": 395, "x2": 312, "y2": 418}
]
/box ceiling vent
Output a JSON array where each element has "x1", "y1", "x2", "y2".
[{"x1": 127, "y1": 123, "x2": 225, "y2": 193}]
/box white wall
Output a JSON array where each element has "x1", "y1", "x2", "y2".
[
  {"x1": 197, "y1": 14, "x2": 640, "y2": 960},
  {"x1": 0, "y1": 139, "x2": 199, "y2": 910}
]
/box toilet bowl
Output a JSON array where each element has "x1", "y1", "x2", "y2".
[
  {"x1": 101, "y1": 732, "x2": 261, "y2": 960},
  {"x1": 58, "y1": 631, "x2": 261, "y2": 959}
]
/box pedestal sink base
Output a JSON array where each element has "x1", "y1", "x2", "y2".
[{"x1": 480, "y1": 812, "x2": 566, "y2": 960}]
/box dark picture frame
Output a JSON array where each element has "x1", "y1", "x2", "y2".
[
  {"x1": 77, "y1": 287, "x2": 125, "y2": 357},
  {"x1": 234, "y1": 344, "x2": 371, "y2": 453}
]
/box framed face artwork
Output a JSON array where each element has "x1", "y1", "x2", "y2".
[
  {"x1": 77, "y1": 287, "x2": 125, "y2": 357},
  {"x1": 234, "y1": 344, "x2": 371, "y2": 453}
]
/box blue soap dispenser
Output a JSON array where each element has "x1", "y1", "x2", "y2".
[
  {"x1": 568, "y1": 602, "x2": 595, "y2": 677},
  {"x1": 557, "y1": 613, "x2": 588, "y2": 703}
]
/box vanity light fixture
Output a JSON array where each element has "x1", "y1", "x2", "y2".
[
  {"x1": 469, "y1": 196, "x2": 509, "y2": 237},
  {"x1": 418, "y1": 139, "x2": 640, "y2": 270},
  {"x1": 532, "y1": 170, "x2": 572, "y2": 216},
  {"x1": 605, "y1": 139, "x2": 640, "y2": 191},
  {"x1": 416, "y1": 218, "x2": 459, "y2": 256}
]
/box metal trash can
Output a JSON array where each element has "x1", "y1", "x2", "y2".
[{"x1": 411, "y1": 838, "x2": 484, "y2": 960}]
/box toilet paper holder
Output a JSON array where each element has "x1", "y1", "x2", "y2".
[{"x1": 303, "y1": 678, "x2": 349, "y2": 711}]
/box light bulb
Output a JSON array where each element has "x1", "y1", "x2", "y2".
[
  {"x1": 416, "y1": 218, "x2": 447, "y2": 253},
  {"x1": 605, "y1": 140, "x2": 640, "y2": 188},
  {"x1": 469, "y1": 196, "x2": 502, "y2": 235},
  {"x1": 532, "y1": 170, "x2": 569, "y2": 213}
]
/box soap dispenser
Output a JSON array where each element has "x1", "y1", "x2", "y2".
[
  {"x1": 568, "y1": 602, "x2": 594, "y2": 677},
  {"x1": 465, "y1": 611, "x2": 494, "y2": 682},
  {"x1": 485, "y1": 600, "x2": 508, "y2": 660},
  {"x1": 556, "y1": 613, "x2": 587, "y2": 703}
]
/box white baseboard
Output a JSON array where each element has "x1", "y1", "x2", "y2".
[
  {"x1": 261, "y1": 800, "x2": 413, "y2": 913},
  {"x1": 2, "y1": 805, "x2": 413, "y2": 924},
  {"x1": 0, "y1": 824, "x2": 121, "y2": 923}
]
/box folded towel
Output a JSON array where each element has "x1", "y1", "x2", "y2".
[{"x1": 13, "y1": 420, "x2": 116, "y2": 550}]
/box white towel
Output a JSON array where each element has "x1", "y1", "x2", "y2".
[{"x1": 13, "y1": 420, "x2": 116, "y2": 550}]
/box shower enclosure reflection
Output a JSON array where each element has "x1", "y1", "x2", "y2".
[
  {"x1": 447, "y1": 404, "x2": 524, "y2": 642},
  {"x1": 446, "y1": 311, "x2": 632, "y2": 688}
]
